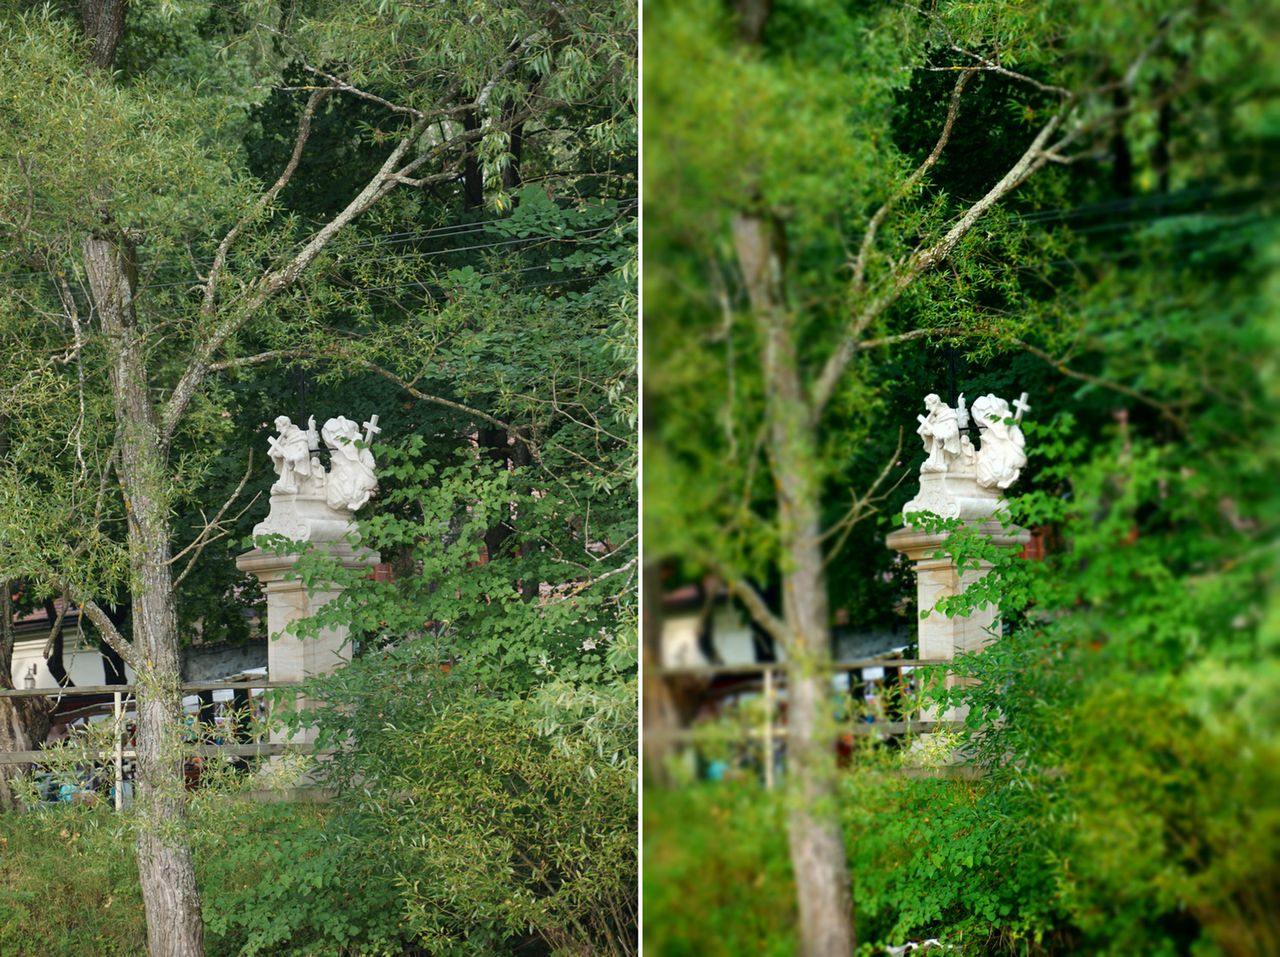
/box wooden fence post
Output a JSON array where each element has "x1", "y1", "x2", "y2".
[
  {"x1": 762, "y1": 666, "x2": 775, "y2": 790},
  {"x1": 113, "y1": 690, "x2": 124, "y2": 811}
]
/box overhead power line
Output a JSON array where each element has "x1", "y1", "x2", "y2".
[{"x1": 0, "y1": 198, "x2": 638, "y2": 285}]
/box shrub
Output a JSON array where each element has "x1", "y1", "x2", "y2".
[
  {"x1": 0, "y1": 805, "x2": 145, "y2": 956},
  {"x1": 298, "y1": 649, "x2": 639, "y2": 957},
  {"x1": 0, "y1": 802, "x2": 418, "y2": 957}
]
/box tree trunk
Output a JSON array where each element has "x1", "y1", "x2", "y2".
[
  {"x1": 84, "y1": 235, "x2": 205, "y2": 957},
  {"x1": 641, "y1": 560, "x2": 679, "y2": 786},
  {"x1": 0, "y1": 582, "x2": 52, "y2": 811},
  {"x1": 769, "y1": 331, "x2": 856, "y2": 957},
  {"x1": 734, "y1": 211, "x2": 855, "y2": 955},
  {"x1": 79, "y1": 0, "x2": 128, "y2": 70},
  {"x1": 463, "y1": 110, "x2": 485, "y2": 209}
]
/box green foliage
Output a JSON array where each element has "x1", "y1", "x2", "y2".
[
  {"x1": 0, "y1": 807, "x2": 145, "y2": 956},
  {"x1": 262, "y1": 410, "x2": 640, "y2": 953},
  {"x1": 0, "y1": 4, "x2": 636, "y2": 955},
  {"x1": 384, "y1": 684, "x2": 636, "y2": 955},
  {"x1": 197, "y1": 803, "x2": 415, "y2": 957},
  {"x1": 643, "y1": 2, "x2": 1276, "y2": 956},
  {"x1": 844, "y1": 775, "x2": 1066, "y2": 953},
  {"x1": 280, "y1": 646, "x2": 638, "y2": 956},
  {"x1": 0, "y1": 802, "x2": 417, "y2": 957},
  {"x1": 642, "y1": 782, "x2": 796, "y2": 957},
  {"x1": 0, "y1": 0, "x2": 637, "y2": 646}
]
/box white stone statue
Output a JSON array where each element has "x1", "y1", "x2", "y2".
[
  {"x1": 916, "y1": 393, "x2": 969, "y2": 473},
  {"x1": 903, "y1": 390, "x2": 1030, "y2": 522},
  {"x1": 322, "y1": 415, "x2": 378, "y2": 512},
  {"x1": 267, "y1": 415, "x2": 320, "y2": 494},
  {"x1": 254, "y1": 411, "x2": 380, "y2": 542},
  {"x1": 972, "y1": 393, "x2": 1028, "y2": 490}
]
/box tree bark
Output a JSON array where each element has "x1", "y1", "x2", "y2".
[
  {"x1": 463, "y1": 110, "x2": 484, "y2": 209},
  {"x1": 733, "y1": 210, "x2": 856, "y2": 955},
  {"x1": 84, "y1": 235, "x2": 205, "y2": 957},
  {"x1": 79, "y1": 0, "x2": 128, "y2": 70},
  {"x1": 0, "y1": 582, "x2": 52, "y2": 811},
  {"x1": 641, "y1": 561, "x2": 678, "y2": 786}
]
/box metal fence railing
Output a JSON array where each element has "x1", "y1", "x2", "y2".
[
  {"x1": 0, "y1": 680, "x2": 307, "y2": 809},
  {"x1": 653, "y1": 657, "x2": 959, "y2": 787}
]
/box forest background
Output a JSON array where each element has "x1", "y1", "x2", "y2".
[
  {"x1": 0, "y1": 1, "x2": 637, "y2": 955},
  {"x1": 643, "y1": 1, "x2": 1279, "y2": 956}
]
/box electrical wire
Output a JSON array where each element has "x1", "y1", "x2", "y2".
[{"x1": 0, "y1": 198, "x2": 638, "y2": 286}]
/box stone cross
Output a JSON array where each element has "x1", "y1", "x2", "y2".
[
  {"x1": 362, "y1": 414, "x2": 381, "y2": 446},
  {"x1": 1012, "y1": 392, "x2": 1031, "y2": 421}
]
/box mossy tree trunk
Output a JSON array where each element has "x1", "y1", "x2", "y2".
[
  {"x1": 83, "y1": 234, "x2": 205, "y2": 956},
  {"x1": 732, "y1": 207, "x2": 856, "y2": 956}
]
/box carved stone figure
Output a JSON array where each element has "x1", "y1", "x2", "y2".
[
  {"x1": 972, "y1": 393, "x2": 1028, "y2": 490},
  {"x1": 254, "y1": 411, "x2": 380, "y2": 543},
  {"x1": 322, "y1": 415, "x2": 378, "y2": 512},
  {"x1": 916, "y1": 393, "x2": 969, "y2": 473},
  {"x1": 902, "y1": 390, "x2": 1030, "y2": 523},
  {"x1": 267, "y1": 415, "x2": 319, "y2": 494}
]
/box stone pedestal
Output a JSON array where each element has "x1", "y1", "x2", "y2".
[
  {"x1": 887, "y1": 520, "x2": 1029, "y2": 721},
  {"x1": 237, "y1": 521, "x2": 379, "y2": 745}
]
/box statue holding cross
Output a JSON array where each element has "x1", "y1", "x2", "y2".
[
  {"x1": 321, "y1": 415, "x2": 379, "y2": 512},
  {"x1": 902, "y1": 389, "x2": 1031, "y2": 522},
  {"x1": 972, "y1": 393, "x2": 1028, "y2": 490},
  {"x1": 264, "y1": 412, "x2": 380, "y2": 512},
  {"x1": 267, "y1": 415, "x2": 320, "y2": 494}
]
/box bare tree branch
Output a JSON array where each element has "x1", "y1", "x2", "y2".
[
  {"x1": 812, "y1": 110, "x2": 1068, "y2": 418},
  {"x1": 208, "y1": 347, "x2": 540, "y2": 456},
  {"x1": 161, "y1": 99, "x2": 527, "y2": 448},
  {"x1": 476, "y1": 39, "x2": 524, "y2": 110},
  {"x1": 1012, "y1": 337, "x2": 1188, "y2": 430},
  {"x1": 170, "y1": 451, "x2": 259, "y2": 588},
  {"x1": 851, "y1": 68, "x2": 976, "y2": 293},
  {"x1": 75, "y1": 597, "x2": 138, "y2": 671},
  {"x1": 935, "y1": 46, "x2": 1072, "y2": 99},
  {"x1": 722, "y1": 573, "x2": 789, "y2": 648},
  {"x1": 822, "y1": 428, "x2": 909, "y2": 565},
  {"x1": 359, "y1": 359, "x2": 539, "y2": 456},
  {"x1": 301, "y1": 64, "x2": 425, "y2": 118},
  {"x1": 38, "y1": 591, "x2": 69, "y2": 663},
  {"x1": 208, "y1": 350, "x2": 295, "y2": 372},
  {"x1": 692, "y1": 552, "x2": 789, "y2": 647},
  {"x1": 202, "y1": 87, "x2": 331, "y2": 321},
  {"x1": 556, "y1": 555, "x2": 639, "y2": 600},
  {"x1": 854, "y1": 326, "x2": 969, "y2": 350},
  {"x1": 160, "y1": 111, "x2": 432, "y2": 444}
]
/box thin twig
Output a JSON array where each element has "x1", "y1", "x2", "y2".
[
  {"x1": 823, "y1": 430, "x2": 910, "y2": 566},
  {"x1": 170, "y1": 450, "x2": 259, "y2": 586},
  {"x1": 360, "y1": 360, "x2": 540, "y2": 458},
  {"x1": 300, "y1": 64, "x2": 425, "y2": 118},
  {"x1": 38, "y1": 591, "x2": 70, "y2": 662},
  {"x1": 202, "y1": 88, "x2": 331, "y2": 320},
  {"x1": 940, "y1": 46, "x2": 1071, "y2": 99}
]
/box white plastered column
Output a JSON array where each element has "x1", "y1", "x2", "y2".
[
  {"x1": 236, "y1": 540, "x2": 379, "y2": 744},
  {"x1": 886, "y1": 520, "x2": 1029, "y2": 722}
]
